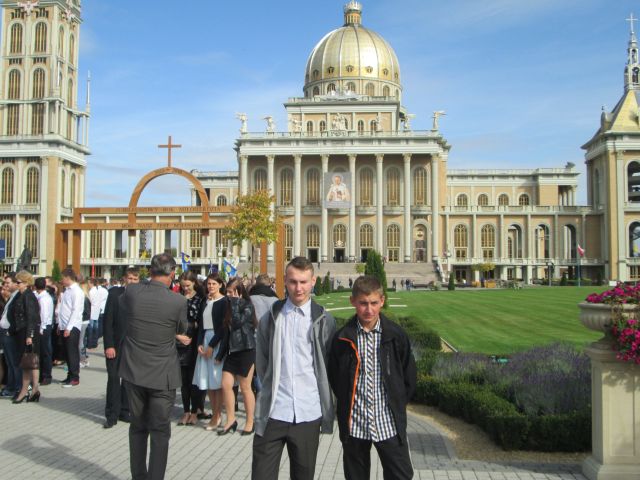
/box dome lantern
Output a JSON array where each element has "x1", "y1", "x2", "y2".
[{"x1": 344, "y1": 1, "x2": 362, "y2": 27}]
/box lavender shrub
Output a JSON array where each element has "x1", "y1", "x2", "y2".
[{"x1": 431, "y1": 352, "x2": 492, "y2": 384}]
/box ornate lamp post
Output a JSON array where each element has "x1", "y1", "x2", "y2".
[{"x1": 546, "y1": 260, "x2": 554, "y2": 287}]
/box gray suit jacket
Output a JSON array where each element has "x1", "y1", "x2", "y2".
[{"x1": 118, "y1": 280, "x2": 187, "y2": 391}]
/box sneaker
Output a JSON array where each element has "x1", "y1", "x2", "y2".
[
  {"x1": 62, "y1": 380, "x2": 79, "y2": 388},
  {"x1": 80, "y1": 361, "x2": 88, "y2": 368},
  {"x1": 0, "y1": 389, "x2": 16, "y2": 398}
]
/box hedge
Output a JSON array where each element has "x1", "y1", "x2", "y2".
[{"x1": 414, "y1": 374, "x2": 590, "y2": 451}]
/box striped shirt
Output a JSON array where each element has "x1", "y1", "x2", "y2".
[{"x1": 350, "y1": 319, "x2": 397, "y2": 442}]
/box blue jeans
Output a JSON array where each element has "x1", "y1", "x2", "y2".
[{"x1": 1, "y1": 329, "x2": 22, "y2": 393}]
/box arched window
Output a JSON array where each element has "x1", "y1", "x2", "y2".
[
  {"x1": 319, "y1": 120, "x2": 326, "y2": 132},
  {"x1": 370, "y1": 120, "x2": 377, "y2": 132},
  {"x1": 474, "y1": 193, "x2": 487, "y2": 206},
  {"x1": 518, "y1": 193, "x2": 530, "y2": 206},
  {"x1": 312, "y1": 69, "x2": 319, "y2": 80},
  {"x1": 190, "y1": 229, "x2": 203, "y2": 257},
  {"x1": 507, "y1": 224, "x2": 523, "y2": 259},
  {"x1": 498, "y1": 194, "x2": 509, "y2": 206},
  {"x1": 7, "y1": 70, "x2": 21, "y2": 135},
  {"x1": 32, "y1": 69, "x2": 45, "y2": 135},
  {"x1": 8, "y1": 69, "x2": 21, "y2": 99},
  {"x1": 0, "y1": 223, "x2": 13, "y2": 258},
  {"x1": 346, "y1": 82, "x2": 356, "y2": 93},
  {"x1": 58, "y1": 26, "x2": 64, "y2": 56},
  {"x1": 89, "y1": 230, "x2": 103, "y2": 259},
  {"x1": 67, "y1": 79, "x2": 74, "y2": 141},
  {"x1": 67, "y1": 78, "x2": 74, "y2": 107},
  {"x1": 386, "y1": 168, "x2": 400, "y2": 206},
  {"x1": 253, "y1": 169, "x2": 267, "y2": 192},
  {"x1": 280, "y1": 169, "x2": 293, "y2": 206},
  {"x1": 34, "y1": 22, "x2": 47, "y2": 53},
  {"x1": 306, "y1": 121, "x2": 313, "y2": 134},
  {"x1": 1, "y1": 168, "x2": 14, "y2": 204},
  {"x1": 284, "y1": 224, "x2": 293, "y2": 261},
  {"x1": 333, "y1": 224, "x2": 347, "y2": 247},
  {"x1": 456, "y1": 194, "x2": 468, "y2": 207},
  {"x1": 357, "y1": 120, "x2": 365, "y2": 133},
  {"x1": 25, "y1": 167, "x2": 39, "y2": 204},
  {"x1": 216, "y1": 195, "x2": 227, "y2": 206},
  {"x1": 395, "y1": 89, "x2": 400, "y2": 98},
  {"x1": 630, "y1": 222, "x2": 640, "y2": 257},
  {"x1": 628, "y1": 162, "x2": 640, "y2": 203},
  {"x1": 535, "y1": 224, "x2": 550, "y2": 259},
  {"x1": 306, "y1": 169, "x2": 320, "y2": 206},
  {"x1": 69, "y1": 34, "x2": 75, "y2": 65},
  {"x1": 387, "y1": 224, "x2": 400, "y2": 262},
  {"x1": 70, "y1": 173, "x2": 76, "y2": 208},
  {"x1": 413, "y1": 167, "x2": 428, "y2": 206},
  {"x1": 60, "y1": 170, "x2": 66, "y2": 207},
  {"x1": 481, "y1": 224, "x2": 496, "y2": 259},
  {"x1": 359, "y1": 168, "x2": 373, "y2": 206},
  {"x1": 10, "y1": 23, "x2": 23, "y2": 54},
  {"x1": 365, "y1": 83, "x2": 375, "y2": 96},
  {"x1": 564, "y1": 224, "x2": 577, "y2": 259},
  {"x1": 25, "y1": 223, "x2": 38, "y2": 258},
  {"x1": 360, "y1": 224, "x2": 373, "y2": 248},
  {"x1": 307, "y1": 224, "x2": 320, "y2": 248},
  {"x1": 313, "y1": 86, "x2": 319, "y2": 96},
  {"x1": 382, "y1": 85, "x2": 390, "y2": 97},
  {"x1": 594, "y1": 169, "x2": 601, "y2": 207},
  {"x1": 327, "y1": 83, "x2": 336, "y2": 94},
  {"x1": 454, "y1": 224, "x2": 468, "y2": 259}
]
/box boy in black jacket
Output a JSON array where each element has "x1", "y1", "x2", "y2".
[{"x1": 328, "y1": 275, "x2": 416, "y2": 479}]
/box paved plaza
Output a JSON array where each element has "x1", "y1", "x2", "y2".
[{"x1": 0, "y1": 350, "x2": 587, "y2": 480}]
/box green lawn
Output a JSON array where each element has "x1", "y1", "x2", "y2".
[{"x1": 314, "y1": 287, "x2": 606, "y2": 355}]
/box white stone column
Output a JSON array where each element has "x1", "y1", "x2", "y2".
[
  {"x1": 267, "y1": 155, "x2": 275, "y2": 262},
  {"x1": 239, "y1": 155, "x2": 248, "y2": 262},
  {"x1": 349, "y1": 154, "x2": 357, "y2": 262},
  {"x1": 376, "y1": 154, "x2": 384, "y2": 254},
  {"x1": 294, "y1": 155, "x2": 302, "y2": 257},
  {"x1": 403, "y1": 154, "x2": 412, "y2": 262},
  {"x1": 321, "y1": 155, "x2": 329, "y2": 262},
  {"x1": 431, "y1": 155, "x2": 441, "y2": 260}
]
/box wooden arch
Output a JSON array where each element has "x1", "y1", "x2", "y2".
[{"x1": 127, "y1": 166, "x2": 209, "y2": 223}]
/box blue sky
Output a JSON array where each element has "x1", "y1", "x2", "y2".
[{"x1": 73, "y1": 0, "x2": 638, "y2": 206}]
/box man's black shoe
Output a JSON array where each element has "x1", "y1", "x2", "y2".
[
  {"x1": 118, "y1": 415, "x2": 131, "y2": 423},
  {"x1": 103, "y1": 419, "x2": 117, "y2": 429}
]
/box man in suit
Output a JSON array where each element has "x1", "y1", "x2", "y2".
[
  {"x1": 118, "y1": 254, "x2": 188, "y2": 480},
  {"x1": 103, "y1": 267, "x2": 140, "y2": 429}
]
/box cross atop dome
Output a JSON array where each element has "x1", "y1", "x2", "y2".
[{"x1": 344, "y1": 1, "x2": 362, "y2": 26}]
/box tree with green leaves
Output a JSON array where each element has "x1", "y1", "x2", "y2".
[
  {"x1": 364, "y1": 250, "x2": 388, "y2": 307},
  {"x1": 225, "y1": 190, "x2": 278, "y2": 281},
  {"x1": 323, "y1": 272, "x2": 331, "y2": 294},
  {"x1": 448, "y1": 273, "x2": 456, "y2": 291},
  {"x1": 51, "y1": 260, "x2": 62, "y2": 282}
]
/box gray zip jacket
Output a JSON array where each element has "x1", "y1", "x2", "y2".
[{"x1": 254, "y1": 298, "x2": 336, "y2": 436}]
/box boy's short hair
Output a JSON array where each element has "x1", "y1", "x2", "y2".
[
  {"x1": 255, "y1": 273, "x2": 271, "y2": 286},
  {"x1": 351, "y1": 275, "x2": 384, "y2": 298},
  {"x1": 286, "y1": 256, "x2": 314, "y2": 276},
  {"x1": 61, "y1": 268, "x2": 77, "y2": 281}
]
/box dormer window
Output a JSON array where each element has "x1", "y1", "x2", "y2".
[
  {"x1": 327, "y1": 66, "x2": 335, "y2": 74},
  {"x1": 365, "y1": 66, "x2": 373, "y2": 73},
  {"x1": 382, "y1": 68, "x2": 389, "y2": 76},
  {"x1": 634, "y1": 67, "x2": 639, "y2": 83},
  {"x1": 346, "y1": 65, "x2": 354, "y2": 73},
  {"x1": 313, "y1": 69, "x2": 319, "y2": 80}
]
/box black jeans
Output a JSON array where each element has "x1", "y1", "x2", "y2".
[
  {"x1": 180, "y1": 364, "x2": 204, "y2": 413},
  {"x1": 125, "y1": 381, "x2": 175, "y2": 480},
  {"x1": 342, "y1": 435, "x2": 413, "y2": 480},
  {"x1": 62, "y1": 327, "x2": 80, "y2": 381},
  {"x1": 252, "y1": 418, "x2": 321, "y2": 480},
  {"x1": 39, "y1": 326, "x2": 52, "y2": 381},
  {"x1": 105, "y1": 356, "x2": 129, "y2": 422}
]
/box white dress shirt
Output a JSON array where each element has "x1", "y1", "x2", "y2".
[
  {"x1": 58, "y1": 283, "x2": 85, "y2": 332},
  {"x1": 97, "y1": 286, "x2": 109, "y2": 315},
  {"x1": 36, "y1": 290, "x2": 54, "y2": 333},
  {"x1": 0, "y1": 290, "x2": 18, "y2": 329},
  {"x1": 89, "y1": 286, "x2": 101, "y2": 320},
  {"x1": 270, "y1": 298, "x2": 321, "y2": 423}
]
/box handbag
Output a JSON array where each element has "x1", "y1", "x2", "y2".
[{"x1": 20, "y1": 344, "x2": 39, "y2": 370}]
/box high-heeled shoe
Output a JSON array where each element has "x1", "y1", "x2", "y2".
[
  {"x1": 27, "y1": 391, "x2": 40, "y2": 403},
  {"x1": 217, "y1": 420, "x2": 237, "y2": 436},
  {"x1": 12, "y1": 393, "x2": 29, "y2": 404},
  {"x1": 240, "y1": 427, "x2": 255, "y2": 436}
]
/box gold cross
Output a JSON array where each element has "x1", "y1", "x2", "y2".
[{"x1": 158, "y1": 135, "x2": 182, "y2": 168}]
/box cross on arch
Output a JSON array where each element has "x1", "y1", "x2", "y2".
[
  {"x1": 158, "y1": 135, "x2": 182, "y2": 168},
  {"x1": 628, "y1": 13, "x2": 637, "y2": 34}
]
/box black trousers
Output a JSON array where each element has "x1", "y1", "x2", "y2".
[
  {"x1": 180, "y1": 364, "x2": 204, "y2": 413},
  {"x1": 252, "y1": 418, "x2": 321, "y2": 480},
  {"x1": 342, "y1": 435, "x2": 413, "y2": 480},
  {"x1": 125, "y1": 381, "x2": 175, "y2": 480},
  {"x1": 62, "y1": 327, "x2": 80, "y2": 381},
  {"x1": 39, "y1": 326, "x2": 52, "y2": 381},
  {"x1": 105, "y1": 356, "x2": 129, "y2": 422}
]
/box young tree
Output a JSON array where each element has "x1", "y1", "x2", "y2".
[
  {"x1": 225, "y1": 190, "x2": 278, "y2": 281},
  {"x1": 51, "y1": 260, "x2": 62, "y2": 283},
  {"x1": 364, "y1": 250, "x2": 388, "y2": 307},
  {"x1": 448, "y1": 273, "x2": 456, "y2": 291}
]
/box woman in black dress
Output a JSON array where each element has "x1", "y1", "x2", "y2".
[
  {"x1": 12, "y1": 270, "x2": 41, "y2": 404},
  {"x1": 216, "y1": 278, "x2": 257, "y2": 435}
]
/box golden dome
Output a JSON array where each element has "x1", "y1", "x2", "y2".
[{"x1": 303, "y1": 2, "x2": 402, "y2": 99}]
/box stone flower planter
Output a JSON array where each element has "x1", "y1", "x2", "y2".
[{"x1": 578, "y1": 302, "x2": 638, "y2": 333}]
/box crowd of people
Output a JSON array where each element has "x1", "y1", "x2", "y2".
[{"x1": 0, "y1": 253, "x2": 417, "y2": 480}]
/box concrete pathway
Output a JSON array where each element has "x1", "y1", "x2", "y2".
[{"x1": 0, "y1": 350, "x2": 587, "y2": 479}]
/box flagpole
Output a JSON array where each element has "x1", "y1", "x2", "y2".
[{"x1": 577, "y1": 253, "x2": 581, "y2": 288}]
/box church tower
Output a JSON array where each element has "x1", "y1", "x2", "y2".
[
  {"x1": 0, "y1": 0, "x2": 90, "y2": 275},
  {"x1": 582, "y1": 14, "x2": 640, "y2": 282}
]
